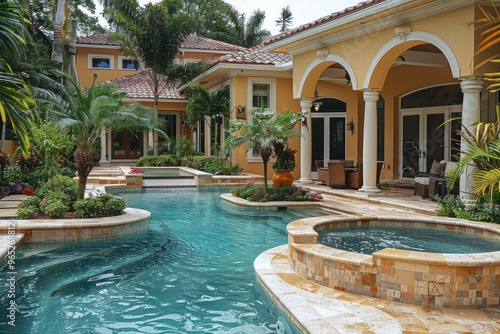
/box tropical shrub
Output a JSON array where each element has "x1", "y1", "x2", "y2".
[
  {"x1": 230, "y1": 184, "x2": 323, "y2": 202},
  {"x1": 182, "y1": 156, "x2": 242, "y2": 175},
  {"x1": 103, "y1": 197, "x2": 127, "y2": 216},
  {"x1": 43, "y1": 200, "x2": 69, "y2": 219},
  {"x1": 436, "y1": 194, "x2": 500, "y2": 222},
  {"x1": 74, "y1": 194, "x2": 126, "y2": 218},
  {"x1": 16, "y1": 205, "x2": 37, "y2": 219},
  {"x1": 74, "y1": 197, "x2": 104, "y2": 218},
  {"x1": 135, "y1": 155, "x2": 181, "y2": 167},
  {"x1": 36, "y1": 175, "x2": 78, "y2": 206}
]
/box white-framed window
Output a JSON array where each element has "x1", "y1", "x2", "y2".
[
  {"x1": 88, "y1": 55, "x2": 113, "y2": 69},
  {"x1": 247, "y1": 78, "x2": 276, "y2": 160},
  {"x1": 118, "y1": 56, "x2": 139, "y2": 70}
]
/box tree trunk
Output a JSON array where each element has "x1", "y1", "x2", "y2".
[
  {"x1": 74, "y1": 147, "x2": 96, "y2": 200},
  {"x1": 52, "y1": 0, "x2": 66, "y2": 67},
  {"x1": 67, "y1": 19, "x2": 78, "y2": 83},
  {"x1": 0, "y1": 122, "x2": 6, "y2": 151}
]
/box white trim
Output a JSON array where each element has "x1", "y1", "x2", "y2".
[
  {"x1": 88, "y1": 54, "x2": 114, "y2": 70},
  {"x1": 118, "y1": 56, "x2": 139, "y2": 71},
  {"x1": 247, "y1": 77, "x2": 276, "y2": 161},
  {"x1": 364, "y1": 32, "x2": 461, "y2": 89},
  {"x1": 297, "y1": 54, "x2": 357, "y2": 98}
]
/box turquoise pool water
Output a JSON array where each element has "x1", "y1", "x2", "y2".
[
  {"x1": 318, "y1": 226, "x2": 500, "y2": 255},
  {"x1": 0, "y1": 188, "x2": 326, "y2": 333}
]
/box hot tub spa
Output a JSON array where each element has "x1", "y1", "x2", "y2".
[{"x1": 286, "y1": 215, "x2": 500, "y2": 308}]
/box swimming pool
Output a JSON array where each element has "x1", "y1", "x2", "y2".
[{"x1": 0, "y1": 188, "x2": 325, "y2": 333}]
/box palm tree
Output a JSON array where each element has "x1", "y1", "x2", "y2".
[
  {"x1": 110, "y1": 1, "x2": 189, "y2": 155},
  {"x1": 185, "y1": 86, "x2": 230, "y2": 156},
  {"x1": 275, "y1": 5, "x2": 293, "y2": 32},
  {"x1": 0, "y1": 1, "x2": 35, "y2": 155},
  {"x1": 450, "y1": 111, "x2": 500, "y2": 202},
  {"x1": 49, "y1": 75, "x2": 166, "y2": 200},
  {"x1": 226, "y1": 9, "x2": 271, "y2": 47},
  {"x1": 225, "y1": 108, "x2": 301, "y2": 189}
]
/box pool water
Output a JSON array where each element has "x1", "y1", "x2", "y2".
[
  {"x1": 0, "y1": 188, "x2": 326, "y2": 333},
  {"x1": 318, "y1": 226, "x2": 500, "y2": 255}
]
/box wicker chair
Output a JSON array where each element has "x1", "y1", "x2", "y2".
[
  {"x1": 327, "y1": 161, "x2": 347, "y2": 188},
  {"x1": 428, "y1": 176, "x2": 459, "y2": 200},
  {"x1": 315, "y1": 160, "x2": 328, "y2": 184},
  {"x1": 346, "y1": 161, "x2": 363, "y2": 189},
  {"x1": 341, "y1": 160, "x2": 355, "y2": 168}
]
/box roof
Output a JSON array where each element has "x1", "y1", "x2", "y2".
[
  {"x1": 76, "y1": 33, "x2": 244, "y2": 52},
  {"x1": 216, "y1": 48, "x2": 292, "y2": 65},
  {"x1": 261, "y1": 0, "x2": 388, "y2": 46},
  {"x1": 180, "y1": 35, "x2": 245, "y2": 52},
  {"x1": 101, "y1": 71, "x2": 185, "y2": 100},
  {"x1": 76, "y1": 34, "x2": 122, "y2": 46}
]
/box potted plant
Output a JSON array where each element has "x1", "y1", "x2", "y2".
[{"x1": 271, "y1": 141, "x2": 297, "y2": 187}]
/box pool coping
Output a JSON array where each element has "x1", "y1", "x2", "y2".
[{"x1": 0, "y1": 208, "x2": 151, "y2": 243}]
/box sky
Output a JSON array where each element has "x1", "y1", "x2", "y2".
[
  {"x1": 223, "y1": 0, "x2": 362, "y2": 34},
  {"x1": 95, "y1": 0, "x2": 362, "y2": 34}
]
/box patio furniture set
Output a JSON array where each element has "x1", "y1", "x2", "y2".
[{"x1": 315, "y1": 160, "x2": 383, "y2": 189}]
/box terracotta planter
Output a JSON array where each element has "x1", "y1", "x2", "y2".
[{"x1": 272, "y1": 170, "x2": 294, "y2": 188}]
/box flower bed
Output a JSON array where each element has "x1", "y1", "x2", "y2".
[{"x1": 230, "y1": 184, "x2": 322, "y2": 202}]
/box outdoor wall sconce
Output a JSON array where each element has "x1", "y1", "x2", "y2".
[
  {"x1": 346, "y1": 119, "x2": 354, "y2": 134},
  {"x1": 236, "y1": 105, "x2": 246, "y2": 120},
  {"x1": 313, "y1": 86, "x2": 322, "y2": 112},
  {"x1": 181, "y1": 119, "x2": 188, "y2": 127}
]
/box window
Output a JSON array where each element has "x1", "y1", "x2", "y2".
[
  {"x1": 252, "y1": 83, "x2": 270, "y2": 109},
  {"x1": 248, "y1": 79, "x2": 276, "y2": 159},
  {"x1": 89, "y1": 55, "x2": 113, "y2": 69},
  {"x1": 119, "y1": 56, "x2": 139, "y2": 70}
]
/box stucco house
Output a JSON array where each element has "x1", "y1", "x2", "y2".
[{"x1": 76, "y1": 0, "x2": 499, "y2": 200}]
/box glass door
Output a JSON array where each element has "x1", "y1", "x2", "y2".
[
  {"x1": 112, "y1": 131, "x2": 143, "y2": 159},
  {"x1": 401, "y1": 108, "x2": 449, "y2": 178},
  {"x1": 311, "y1": 116, "x2": 346, "y2": 170}
]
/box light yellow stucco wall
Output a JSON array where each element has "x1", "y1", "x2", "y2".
[
  {"x1": 292, "y1": 5, "x2": 477, "y2": 98},
  {"x1": 228, "y1": 77, "x2": 303, "y2": 180},
  {"x1": 76, "y1": 47, "x2": 137, "y2": 88}
]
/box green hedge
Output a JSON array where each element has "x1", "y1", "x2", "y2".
[{"x1": 135, "y1": 155, "x2": 242, "y2": 175}]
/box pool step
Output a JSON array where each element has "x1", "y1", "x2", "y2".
[
  {"x1": 142, "y1": 178, "x2": 196, "y2": 187},
  {"x1": 77, "y1": 166, "x2": 127, "y2": 186}
]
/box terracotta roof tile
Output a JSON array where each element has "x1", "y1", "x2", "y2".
[
  {"x1": 77, "y1": 33, "x2": 244, "y2": 52},
  {"x1": 76, "y1": 33, "x2": 120, "y2": 46},
  {"x1": 180, "y1": 35, "x2": 245, "y2": 52},
  {"x1": 217, "y1": 48, "x2": 292, "y2": 65},
  {"x1": 261, "y1": 0, "x2": 388, "y2": 46},
  {"x1": 101, "y1": 71, "x2": 185, "y2": 100}
]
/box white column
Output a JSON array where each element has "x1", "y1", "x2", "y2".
[
  {"x1": 359, "y1": 90, "x2": 381, "y2": 194},
  {"x1": 299, "y1": 98, "x2": 313, "y2": 184},
  {"x1": 99, "y1": 127, "x2": 107, "y2": 163},
  {"x1": 459, "y1": 77, "x2": 483, "y2": 203}
]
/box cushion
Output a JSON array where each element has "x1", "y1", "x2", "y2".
[
  {"x1": 429, "y1": 160, "x2": 446, "y2": 176},
  {"x1": 441, "y1": 160, "x2": 458, "y2": 176}
]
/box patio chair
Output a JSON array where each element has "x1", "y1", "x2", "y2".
[
  {"x1": 346, "y1": 161, "x2": 363, "y2": 189},
  {"x1": 327, "y1": 161, "x2": 347, "y2": 188},
  {"x1": 341, "y1": 160, "x2": 354, "y2": 168},
  {"x1": 315, "y1": 160, "x2": 328, "y2": 184}
]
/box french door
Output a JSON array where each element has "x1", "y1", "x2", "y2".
[
  {"x1": 400, "y1": 107, "x2": 460, "y2": 178},
  {"x1": 111, "y1": 131, "x2": 144, "y2": 159},
  {"x1": 311, "y1": 115, "x2": 346, "y2": 171}
]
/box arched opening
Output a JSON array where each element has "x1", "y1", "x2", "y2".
[
  {"x1": 311, "y1": 98, "x2": 347, "y2": 171},
  {"x1": 400, "y1": 84, "x2": 462, "y2": 178}
]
